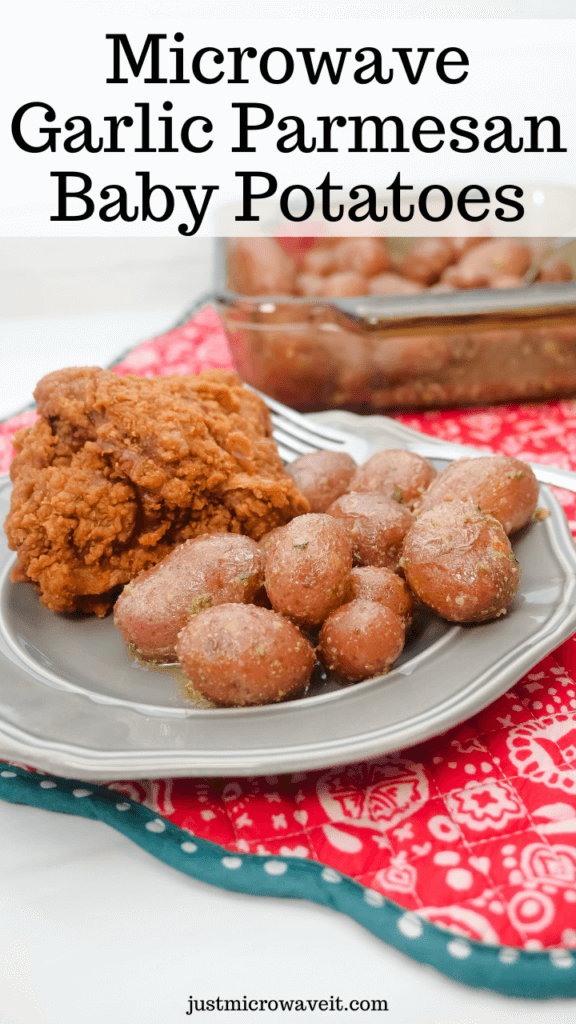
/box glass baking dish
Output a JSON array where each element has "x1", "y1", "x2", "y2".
[{"x1": 214, "y1": 236, "x2": 576, "y2": 413}]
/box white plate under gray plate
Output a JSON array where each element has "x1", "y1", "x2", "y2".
[{"x1": 1, "y1": 411, "x2": 576, "y2": 781}]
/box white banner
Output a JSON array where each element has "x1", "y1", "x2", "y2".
[{"x1": 2, "y1": 10, "x2": 575, "y2": 235}]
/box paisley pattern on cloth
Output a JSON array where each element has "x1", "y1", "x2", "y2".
[{"x1": 2, "y1": 304, "x2": 576, "y2": 967}]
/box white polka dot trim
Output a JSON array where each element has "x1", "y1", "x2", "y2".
[
  {"x1": 549, "y1": 949, "x2": 574, "y2": 969},
  {"x1": 145, "y1": 818, "x2": 166, "y2": 833},
  {"x1": 397, "y1": 913, "x2": 423, "y2": 939},
  {"x1": 525, "y1": 939, "x2": 544, "y2": 951},
  {"x1": 222, "y1": 856, "x2": 242, "y2": 870},
  {"x1": 321, "y1": 867, "x2": 341, "y2": 884},
  {"x1": 364, "y1": 889, "x2": 385, "y2": 908},
  {"x1": 14, "y1": 765, "x2": 576, "y2": 986},
  {"x1": 498, "y1": 947, "x2": 520, "y2": 965},
  {"x1": 263, "y1": 860, "x2": 287, "y2": 876},
  {"x1": 447, "y1": 938, "x2": 472, "y2": 959}
]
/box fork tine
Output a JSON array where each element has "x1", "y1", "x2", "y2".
[
  {"x1": 248, "y1": 385, "x2": 371, "y2": 463},
  {"x1": 271, "y1": 409, "x2": 349, "y2": 448},
  {"x1": 270, "y1": 424, "x2": 319, "y2": 458},
  {"x1": 253, "y1": 387, "x2": 576, "y2": 493},
  {"x1": 275, "y1": 441, "x2": 301, "y2": 464},
  {"x1": 269, "y1": 413, "x2": 346, "y2": 451},
  {"x1": 256, "y1": 389, "x2": 350, "y2": 446}
]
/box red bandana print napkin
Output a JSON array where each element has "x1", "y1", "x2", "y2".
[{"x1": 3, "y1": 304, "x2": 576, "y2": 953}]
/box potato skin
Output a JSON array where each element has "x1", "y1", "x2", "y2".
[
  {"x1": 301, "y1": 246, "x2": 338, "y2": 276},
  {"x1": 373, "y1": 334, "x2": 451, "y2": 379},
  {"x1": 318, "y1": 599, "x2": 405, "y2": 682},
  {"x1": 399, "y1": 238, "x2": 456, "y2": 285},
  {"x1": 442, "y1": 239, "x2": 532, "y2": 289},
  {"x1": 265, "y1": 513, "x2": 352, "y2": 627},
  {"x1": 348, "y1": 566, "x2": 416, "y2": 626},
  {"x1": 400, "y1": 499, "x2": 520, "y2": 623},
  {"x1": 226, "y1": 238, "x2": 296, "y2": 295},
  {"x1": 416, "y1": 455, "x2": 539, "y2": 534},
  {"x1": 490, "y1": 274, "x2": 525, "y2": 289},
  {"x1": 113, "y1": 533, "x2": 265, "y2": 661},
  {"x1": 368, "y1": 273, "x2": 423, "y2": 295},
  {"x1": 258, "y1": 525, "x2": 287, "y2": 560},
  {"x1": 295, "y1": 272, "x2": 327, "y2": 297},
  {"x1": 176, "y1": 603, "x2": 315, "y2": 707},
  {"x1": 451, "y1": 237, "x2": 489, "y2": 258},
  {"x1": 326, "y1": 491, "x2": 414, "y2": 570},
  {"x1": 536, "y1": 255, "x2": 573, "y2": 283},
  {"x1": 286, "y1": 450, "x2": 357, "y2": 513},
  {"x1": 319, "y1": 271, "x2": 369, "y2": 297},
  {"x1": 350, "y1": 449, "x2": 436, "y2": 509},
  {"x1": 333, "y1": 238, "x2": 392, "y2": 277},
  {"x1": 295, "y1": 270, "x2": 368, "y2": 297}
]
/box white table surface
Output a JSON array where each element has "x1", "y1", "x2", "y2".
[{"x1": 1, "y1": 311, "x2": 575, "y2": 1024}]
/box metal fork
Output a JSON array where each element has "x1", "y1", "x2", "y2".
[
  {"x1": 255, "y1": 388, "x2": 576, "y2": 494},
  {"x1": 260, "y1": 389, "x2": 370, "y2": 465}
]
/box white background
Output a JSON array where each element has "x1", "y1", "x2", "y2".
[{"x1": 2, "y1": 2, "x2": 576, "y2": 1022}]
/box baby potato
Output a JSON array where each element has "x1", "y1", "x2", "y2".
[
  {"x1": 442, "y1": 239, "x2": 532, "y2": 289},
  {"x1": 399, "y1": 238, "x2": 456, "y2": 285},
  {"x1": 368, "y1": 273, "x2": 424, "y2": 295},
  {"x1": 451, "y1": 237, "x2": 490, "y2": 258},
  {"x1": 428, "y1": 281, "x2": 456, "y2": 293},
  {"x1": 326, "y1": 491, "x2": 414, "y2": 571},
  {"x1": 348, "y1": 566, "x2": 416, "y2": 626},
  {"x1": 323, "y1": 328, "x2": 374, "y2": 408},
  {"x1": 320, "y1": 271, "x2": 369, "y2": 297},
  {"x1": 264, "y1": 513, "x2": 352, "y2": 627},
  {"x1": 295, "y1": 270, "x2": 368, "y2": 298},
  {"x1": 258, "y1": 525, "x2": 287, "y2": 560},
  {"x1": 440, "y1": 264, "x2": 477, "y2": 289},
  {"x1": 373, "y1": 334, "x2": 451, "y2": 379},
  {"x1": 226, "y1": 238, "x2": 296, "y2": 296},
  {"x1": 176, "y1": 603, "x2": 315, "y2": 706},
  {"x1": 295, "y1": 272, "x2": 326, "y2": 297},
  {"x1": 333, "y1": 238, "x2": 393, "y2": 277},
  {"x1": 400, "y1": 499, "x2": 520, "y2": 623},
  {"x1": 318, "y1": 599, "x2": 405, "y2": 682},
  {"x1": 301, "y1": 246, "x2": 339, "y2": 276},
  {"x1": 350, "y1": 449, "x2": 437, "y2": 509},
  {"x1": 536, "y1": 255, "x2": 573, "y2": 283},
  {"x1": 475, "y1": 238, "x2": 532, "y2": 278},
  {"x1": 251, "y1": 321, "x2": 342, "y2": 409},
  {"x1": 286, "y1": 450, "x2": 357, "y2": 513},
  {"x1": 114, "y1": 533, "x2": 266, "y2": 661},
  {"x1": 416, "y1": 455, "x2": 539, "y2": 534},
  {"x1": 490, "y1": 274, "x2": 526, "y2": 289}
]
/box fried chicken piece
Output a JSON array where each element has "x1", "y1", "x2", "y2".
[{"x1": 5, "y1": 367, "x2": 309, "y2": 615}]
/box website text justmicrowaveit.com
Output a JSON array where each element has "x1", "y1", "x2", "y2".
[{"x1": 186, "y1": 996, "x2": 389, "y2": 1014}]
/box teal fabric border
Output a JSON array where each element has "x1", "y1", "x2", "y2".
[{"x1": 2, "y1": 766, "x2": 576, "y2": 1000}]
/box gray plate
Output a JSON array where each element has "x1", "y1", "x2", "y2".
[{"x1": 1, "y1": 411, "x2": 576, "y2": 781}]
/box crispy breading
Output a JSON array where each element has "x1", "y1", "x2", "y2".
[{"x1": 5, "y1": 367, "x2": 309, "y2": 615}]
